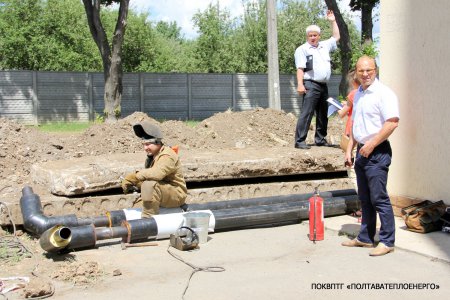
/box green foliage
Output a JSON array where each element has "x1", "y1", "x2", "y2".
[
  {"x1": 0, "y1": 0, "x2": 101, "y2": 71},
  {"x1": 0, "y1": 0, "x2": 364, "y2": 75},
  {"x1": 233, "y1": 0, "x2": 268, "y2": 73},
  {"x1": 114, "y1": 106, "x2": 121, "y2": 118},
  {"x1": 120, "y1": 11, "x2": 157, "y2": 72},
  {"x1": 95, "y1": 113, "x2": 106, "y2": 124},
  {"x1": 0, "y1": 0, "x2": 42, "y2": 70},
  {"x1": 350, "y1": 39, "x2": 379, "y2": 69},
  {"x1": 192, "y1": 3, "x2": 238, "y2": 73},
  {"x1": 349, "y1": 0, "x2": 380, "y2": 12},
  {"x1": 156, "y1": 20, "x2": 183, "y2": 41}
]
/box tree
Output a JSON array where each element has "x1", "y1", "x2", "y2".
[
  {"x1": 0, "y1": 0, "x2": 42, "y2": 70},
  {"x1": 325, "y1": 0, "x2": 352, "y2": 96},
  {"x1": 155, "y1": 20, "x2": 183, "y2": 41},
  {"x1": 82, "y1": 0, "x2": 130, "y2": 122},
  {"x1": 0, "y1": 0, "x2": 101, "y2": 71},
  {"x1": 192, "y1": 3, "x2": 236, "y2": 73},
  {"x1": 349, "y1": 0, "x2": 379, "y2": 45},
  {"x1": 236, "y1": 0, "x2": 268, "y2": 73},
  {"x1": 37, "y1": 0, "x2": 101, "y2": 71}
]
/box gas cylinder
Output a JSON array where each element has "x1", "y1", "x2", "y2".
[{"x1": 309, "y1": 188, "x2": 324, "y2": 241}]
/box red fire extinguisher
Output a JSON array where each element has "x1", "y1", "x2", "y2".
[{"x1": 309, "y1": 187, "x2": 324, "y2": 242}]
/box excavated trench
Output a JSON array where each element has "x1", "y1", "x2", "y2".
[
  {"x1": 2, "y1": 147, "x2": 355, "y2": 225},
  {"x1": 88, "y1": 170, "x2": 348, "y2": 196}
]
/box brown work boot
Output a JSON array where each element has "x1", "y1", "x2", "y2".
[
  {"x1": 369, "y1": 242, "x2": 394, "y2": 256},
  {"x1": 341, "y1": 238, "x2": 373, "y2": 248}
]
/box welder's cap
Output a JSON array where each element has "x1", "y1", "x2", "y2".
[{"x1": 133, "y1": 121, "x2": 163, "y2": 144}]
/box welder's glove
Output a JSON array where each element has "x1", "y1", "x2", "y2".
[{"x1": 121, "y1": 172, "x2": 140, "y2": 194}]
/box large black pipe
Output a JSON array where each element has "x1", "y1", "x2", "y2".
[
  {"x1": 21, "y1": 186, "x2": 81, "y2": 235},
  {"x1": 40, "y1": 219, "x2": 159, "y2": 252},
  {"x1": 39, "y1": 196, "x2": 360, "y2": 253},
  {"x1": 186, "y1": 189, "x2": 357, "y2": 212},
  {"x1": 20, "y1": 186, "x2": 117, "y2": 235},
  {"x1": 62, "y1": 223, "x2": 147, "y2": 250},
  {"x1": 23, "y1": 185, "x2": 360, "y2": 252},
  {"x1": 20, "y1": 186, "x2": 358, "y2": 233},
  {"x1": 104, "y1": 193, "x2": 358, "y2": 227},
  {"x1": 213, "y1": 197, "x2": 348, "y2": 230}
]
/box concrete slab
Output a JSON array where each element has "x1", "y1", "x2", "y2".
[
  {"x1": 324, "y1": 215, "x2": 450, "y2": 262},
  {"x1": 31, "y1": 147, "x2": 345, "y2": 196}
]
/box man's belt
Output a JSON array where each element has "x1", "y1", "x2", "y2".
[
  {"x1": 357, "y1": 140, "x2": 390, "y2": 148},
  {"x1": 303, "y1": 79, "x2": 327, "y2": 85}
]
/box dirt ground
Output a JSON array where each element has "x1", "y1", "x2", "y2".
[{"x1": 0, "y1": 108, "x2": 346, "y2": 298}]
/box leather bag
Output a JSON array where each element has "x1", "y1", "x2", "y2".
[
  {"x1": 401, "y1": 200, "x2": 447, "y2": 233},
  {"x1": 340, "y1": 134, "x2": 349, "y2": 152}
]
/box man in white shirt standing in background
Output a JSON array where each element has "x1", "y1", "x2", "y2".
[{"x1": 294, "y1": 10, "x2": 340, "y2": 149}]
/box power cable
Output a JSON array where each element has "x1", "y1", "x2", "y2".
[{"x1": 167, "y1": 244, "x2": 225, "y2": 300}]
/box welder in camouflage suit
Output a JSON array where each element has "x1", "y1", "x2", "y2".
[{"x1": 121, "y1": 121, "x2": 187, "y2": 218}]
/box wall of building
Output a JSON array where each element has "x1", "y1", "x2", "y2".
[{"x1": 381, "y1": 0, "x2": 450, "y2": 205}]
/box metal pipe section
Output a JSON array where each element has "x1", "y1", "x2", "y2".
[
  {"x1": 40, "y1": 212, "x2": 218, "y2": 252},
  {"x1": 21, "y1": 186, "x2": 80, "y2": 235},
  {"x1": 20, "y1": 186, "x2": 185, "y2": 235},
  {"x1": 39, "y1": 225, "x2": 72, "y2": 252},
  {"x1": 23, "y1": 185, "x2": 360, "y2": 252},
  {"x1": 39, "y1": 196, "x2": 359, "y2": 253},
  {"x1": 21, "y1": 185, "x2": 357, "y2": 234},
  {"x1": 20, "y1": 186, "x2": 116, "y2": 235},
  {"x1": 105, "y1": 193, "x2": 358, "y2": 227},
  {"x1": 213, "y1": 197, "x2": 348, "y2": 230},
  {"x1": 186, "y1": 189, "x2": 357, "y2": 212}
]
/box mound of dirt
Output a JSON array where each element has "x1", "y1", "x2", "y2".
[{"x1": 0, "y1": 108, "x2": 344, "y2": 194}]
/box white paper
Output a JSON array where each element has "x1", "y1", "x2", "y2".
[
  {"x1": 327, "y1": 97, "x2": 343, "y2": 117},
  {"x1": 327, "y1": 97, "x2": 343, "y2": 110}
]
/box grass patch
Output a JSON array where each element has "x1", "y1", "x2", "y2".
[
  {"x1": 36, "y1": 122, "x2": 92, "y2": 133},
  {"x1": 185, "y1": 120, "x2": 199, "y2": 128},
  {"x1": 34, "y1": 119, "x2": 200, "y2": 133},
  {"x1": 0, "y1": 235, "x2": 32, "y2": 264}
]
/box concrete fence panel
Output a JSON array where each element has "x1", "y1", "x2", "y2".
[{"x1": 0, "y1": 71, "x2": 341, "y2": 125}]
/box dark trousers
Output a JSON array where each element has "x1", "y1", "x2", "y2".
[
  {"x1": 295, "y1": 80, "x2": 329, "y2": 145},
  {"x1": 355, "y1": 141, "x2": 395, "y2": 247}
]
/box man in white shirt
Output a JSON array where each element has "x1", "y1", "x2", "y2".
[
  {"x1": 294, "y1": 10, "x2": 340, "y2": 149},
  {"x1": 342, "y1": 55, "x2": 400, "y2": 256}
]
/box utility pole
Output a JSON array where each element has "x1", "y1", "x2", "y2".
[{"x1": 266, "y1": 0, "x2": 281, "y2": 110}]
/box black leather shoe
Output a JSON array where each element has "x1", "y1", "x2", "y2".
[
  {"x1": 315, "y1": 141, "x2": 331, "y2": 147},
  {"x1": 295, "y1": 142, "x2": 311, "y2": 149}
]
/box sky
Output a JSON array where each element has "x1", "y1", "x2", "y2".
[{"x1": 129, "y1": 0, "x2": 380, "y2": 40}]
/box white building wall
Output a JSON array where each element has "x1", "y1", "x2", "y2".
[{"x1": 381, "y1": 0, "x2": 450, "y2": 204}]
